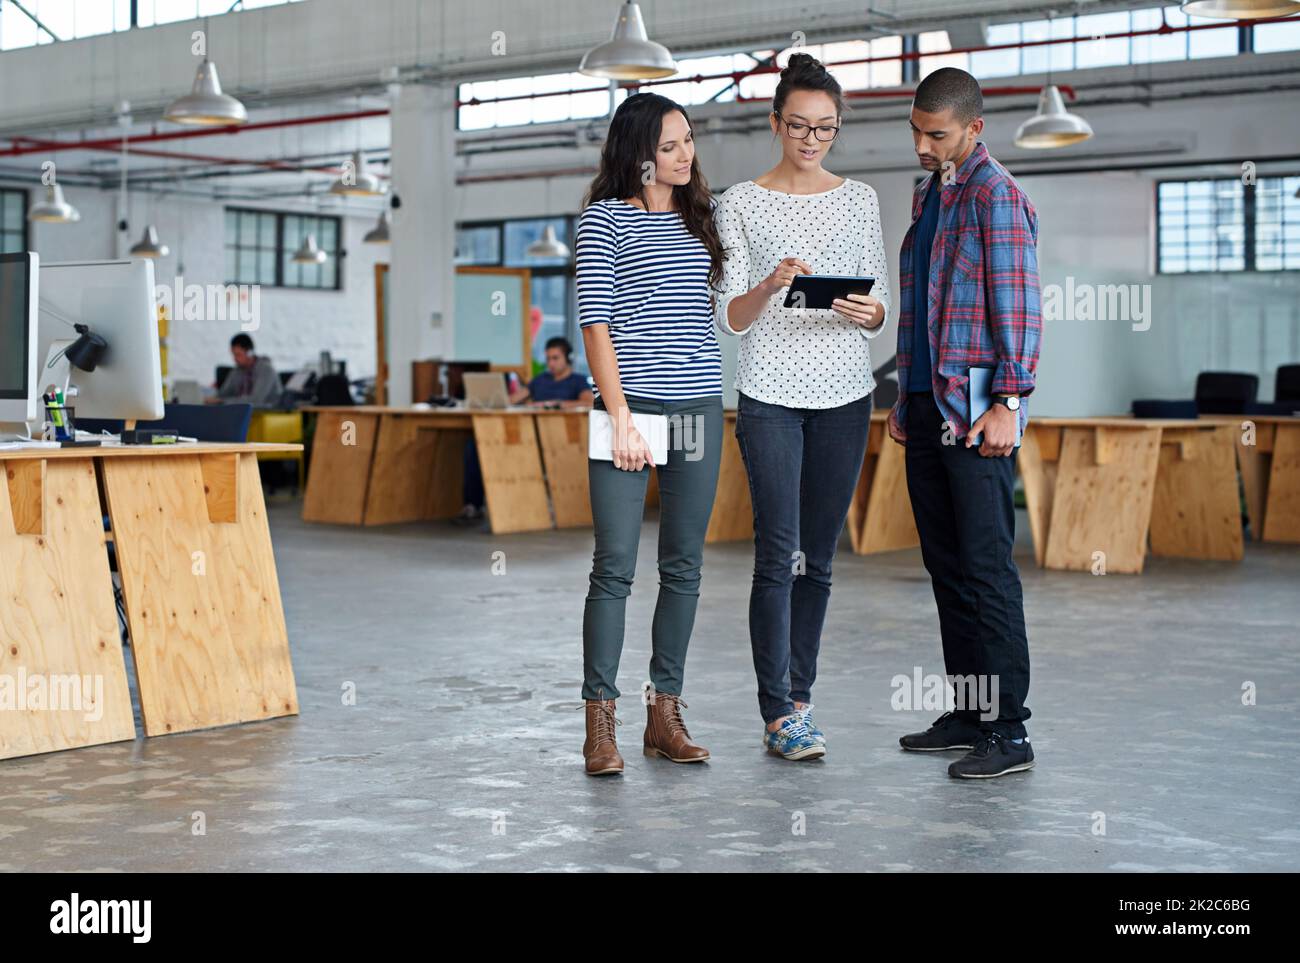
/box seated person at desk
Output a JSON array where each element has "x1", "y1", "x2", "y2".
[
  {"x1": 210, "y1": 333, "x2": 282, "y2": 407},
  {"x1": 507, "y1": 336, "x2": 594, "y2": 409},
  {"x1": 458, "y1": 337, "x2": 593, "y2": 524}
]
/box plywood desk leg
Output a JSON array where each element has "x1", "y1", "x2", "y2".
[
  {"x1": 0, "y1": 457, "x2": 135, "y2": 759},
  {"x1": 537, "y1": 413, "x2": 593, "y2": 529},
  {"x1": 103, "y1": 453, "x2": 298, "y2": 738},
  {"x1": 1237, "y1": 423, "x2": 1272, "y2": 541},
  {"x1": 1150, "y1": 425, "x2": 1243, "y2": 561},
  {"x1": 1017, "y1": 427, "x2": 1051, "y2": 568},
  {"x1": 302, "y1": 410, "x2": 380, "y2": 525},
  {"x1": 705, "y1": 415, "x2": 753, "y2": 544},
  {"x1": 1263, "y1": 422, "x2": 1300, "y2": 543},
  {"x1": 1044, "y1": 426, "x2": 1161, "y2": 574},
  {"x1": 473, "y1": 414, "x2": 553, "y2": 534},
  {"x1": 858, "y1": 435, "x2": 919, "y2": 555}
]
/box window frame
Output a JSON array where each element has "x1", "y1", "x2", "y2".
[
  {"x1": 0, "y1": 187, "x2": 30, "y2": 254},
  {"x1": 455, "y1": 215, "x2": 580, "y2": 368},
  {"x1": 223, "y1": 205, "x2": 343, "y2": 291},
  {"x1": 1155, "y1": 175, "x2": 1300, "y2": 275}
]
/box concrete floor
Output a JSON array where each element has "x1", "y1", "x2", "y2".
[{"x1": 2, "y1": 497, "x2": 1297, "y2": 872}]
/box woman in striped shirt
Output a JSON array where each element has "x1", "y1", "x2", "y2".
[{"x1": 575, "y1": 92, "x2": 724, "y2": 777}]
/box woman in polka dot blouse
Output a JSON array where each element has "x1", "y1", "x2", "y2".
[{"x1": 713, "y1": 53, "x2": 892, "y2": 761}]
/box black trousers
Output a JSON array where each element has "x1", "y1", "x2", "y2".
[{"x1": 904, "y1": 392, "x2": 1031, "y2": 738}]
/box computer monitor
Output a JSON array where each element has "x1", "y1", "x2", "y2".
[
  {"x1": 36, "y1": 259, "x2": 164, "y2": 422},
  {"x1": 0, "y1": 252, "x2": 39, "y2": 431}
]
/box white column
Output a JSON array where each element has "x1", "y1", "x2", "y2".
[{"x1": 388, "y1": 82, "x2": 457, "y2": 404}]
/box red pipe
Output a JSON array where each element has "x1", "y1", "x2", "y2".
[
  {"x1": 9, "y1": 134, "x2": 345, "y2": 174},
  {"x1": 1, "y1": 107, "x2": 390, "y2": 158},
  {"x1": 457, "y1": 14, "x2": 1295, "y2": 108}
]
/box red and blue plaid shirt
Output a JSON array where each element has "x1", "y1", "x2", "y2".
[{"x1": 893, "y1": 142, "x2": 1042, "y2": 439}]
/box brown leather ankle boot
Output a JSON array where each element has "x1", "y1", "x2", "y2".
[
  {"x1": 643, "y1": 693, "x2": 709, "y2": 763},
  {"x1": 582, "y1": 698, "x2": 624, "y2": 776}
]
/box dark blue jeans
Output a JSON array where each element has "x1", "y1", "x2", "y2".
[
  {"x1": 904, "y1": 392, "x2": 1030, "y2": 738},
  {"x1": 735, "y1": 391, "x2": 872, "y2": 724}
]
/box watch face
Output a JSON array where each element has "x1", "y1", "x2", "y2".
[{"x1": 1005, "y1": 396, "x2": 1021, "y2": 410}]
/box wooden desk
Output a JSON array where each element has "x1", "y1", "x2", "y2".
[
  {"x1": 1019, "y1": 418, "x2": 1241, "y2": 573},
  {"x1": 704, "y1": 410, "x2": 918, "y2": 554},
  {"x1": 302, "y1": 405, "x2": 916, "y2": 552},
  {"x1": 0, "y1": 442, "x2": 301, "y2": 760},
  {"x1": 1198, "y1": 414, "x2": 1300, "y2": 544},
  {"x1": 302, "y1": 406, "x2": 559, "y2": 535}
]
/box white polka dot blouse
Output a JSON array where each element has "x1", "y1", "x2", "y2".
[{"x1": 713, "y1": 178, "x2": 892, "y2": 410}]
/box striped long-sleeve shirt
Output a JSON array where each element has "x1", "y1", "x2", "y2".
[{"x1": 575, "y1": 198, "x2": 723, "y2": 401}]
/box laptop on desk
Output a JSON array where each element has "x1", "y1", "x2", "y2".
[{"x1": 463, "y1": 371, "x2": 512, "y2": 410}]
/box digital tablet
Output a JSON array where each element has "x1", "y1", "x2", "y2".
[{"x1": 783, "y1": 274, "x2": 875, "y2": 310}]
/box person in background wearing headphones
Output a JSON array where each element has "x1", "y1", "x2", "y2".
[
  {"x1": 456, "y1": 336, "x2": 593, "y2": 525},
  {"x1": 508, "y1": 336, "x2": 594, "y2": 410}
]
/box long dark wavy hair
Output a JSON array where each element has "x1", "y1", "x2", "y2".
[{"x1": 583, "y1": 92, "x2": 724, "y2": 285}]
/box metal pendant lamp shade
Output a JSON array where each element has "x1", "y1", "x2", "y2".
[
  {"x1": 28, "y1": 183, "x2": 80, "y2": 223},
  {"x1": 580, "y1": 2, "x2": 676, "y2": 80},
  {"x1": 1014, "y1": 85, "x2": 1094, "y2": 149},
  {"x1": 292, "y1": 234, "x2": 327, "y2": 264},
  {"x1": 330, "y1": 150, "x2": 385, "y2": 196},
  {"x1": 525, "y1": 224, "x2": 570, "y2": 259},
  {"x1": 362, "y1": 210, "x2": 391, "y2": 244},
  {"x1": 164, "y1": 59, "x2": 248, "y2": 126},
  {"x1": 1180, "y1": 0, "x2": 1300, "y2": 18},
  {"x1": 130, "y1": 225, "x2": 169, "y2": 258}
]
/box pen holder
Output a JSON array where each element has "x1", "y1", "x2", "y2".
[{"x1": 42, "y1": 404, "x2": 75, "y2": 442}]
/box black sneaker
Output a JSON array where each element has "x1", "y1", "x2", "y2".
[
  {"x1": 947, "y1": 733, "x2": 1035, "y2": 779},
  {"x1": 899, "y1": 711, "x2": 982, "y2": 752}
]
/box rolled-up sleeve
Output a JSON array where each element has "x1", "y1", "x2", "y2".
[
  {"x1": 713, "y1": 194, "x2": 752, "y2": 337},
  {"x1": 983, "y1": 184, "x2": 1041, "y2": 396},
  {"x1": 576, "y1": 204, "x2": 617, "y2": 329},
  {"x1": 858, "y1": 184, "x2": 891, "y2": 340}
]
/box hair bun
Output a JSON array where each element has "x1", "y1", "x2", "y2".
[{"x1": 783, "y1": 52, "x2": 825, "y2": 78}]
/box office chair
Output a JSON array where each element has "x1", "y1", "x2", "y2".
[
  {"x1": 315, "y1": 374, "x2": 354, "y2": 406},
  {"x1": 1194, "y1": 371, "x2": 1259, "y2": 415},
  {"x1": 1276, "y1": 365, "x2": 1300, "y2": 405}
]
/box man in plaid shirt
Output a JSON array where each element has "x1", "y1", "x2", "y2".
[{"x1": 888, "y1": 68, "x2": 1041, "y2": 779}]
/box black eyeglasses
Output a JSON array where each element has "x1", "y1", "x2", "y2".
[{"x1": 776, "y1": 112, "x2": 840, "y2": 142}]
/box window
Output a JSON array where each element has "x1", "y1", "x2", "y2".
[
  {"x1": 1, "y1": 189, "x2": 27, "y2": 254},
  {"x1": 224, "y1": 207, "x2": 342, "y2": 290},
  {"x1": 458, "y1": 38, "x2": 904, "y2": 130},
  {"x1": 1157, "y1": 180, "x2": 1245, "y2": 274},
  {"x1": 1156, "y1": 177, "x2": 1300, "y2": 275},
  {"x1": 282, "y1": 214, "x2": 339, "y2": 290},
  {"x1": 225, "y1": 209, "x2": 277, "y2": 286},
  {"x1": 458, "y1": 72, "x2": 612, "y2": 131},
  {"x1": 454, "y1": 225, "x2": 501, "y2": 266},
  {"x1": 1254, "y1": 18, "x2": 1300, "y2": 54},
  {"x1": 931, "y1": 5, "x2": 1252, "y2": 81},
  {"x1": 1256, "y1": 177, "x2": 1300, "y2": 272},
  {"x1": 456, "y1": 216, "x2": 581, "y2": 371}
]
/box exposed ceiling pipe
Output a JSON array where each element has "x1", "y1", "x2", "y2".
[{"x1": 0, "y1": 108, "x2": 390, "y2": 158}]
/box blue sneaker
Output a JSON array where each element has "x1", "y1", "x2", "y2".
[
  {"x1": 796, "y1": 704, "x2": 825, "y2": 749},
  {"x1": 763, "y1": 715, "x2": 825, "y2": 760}
]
